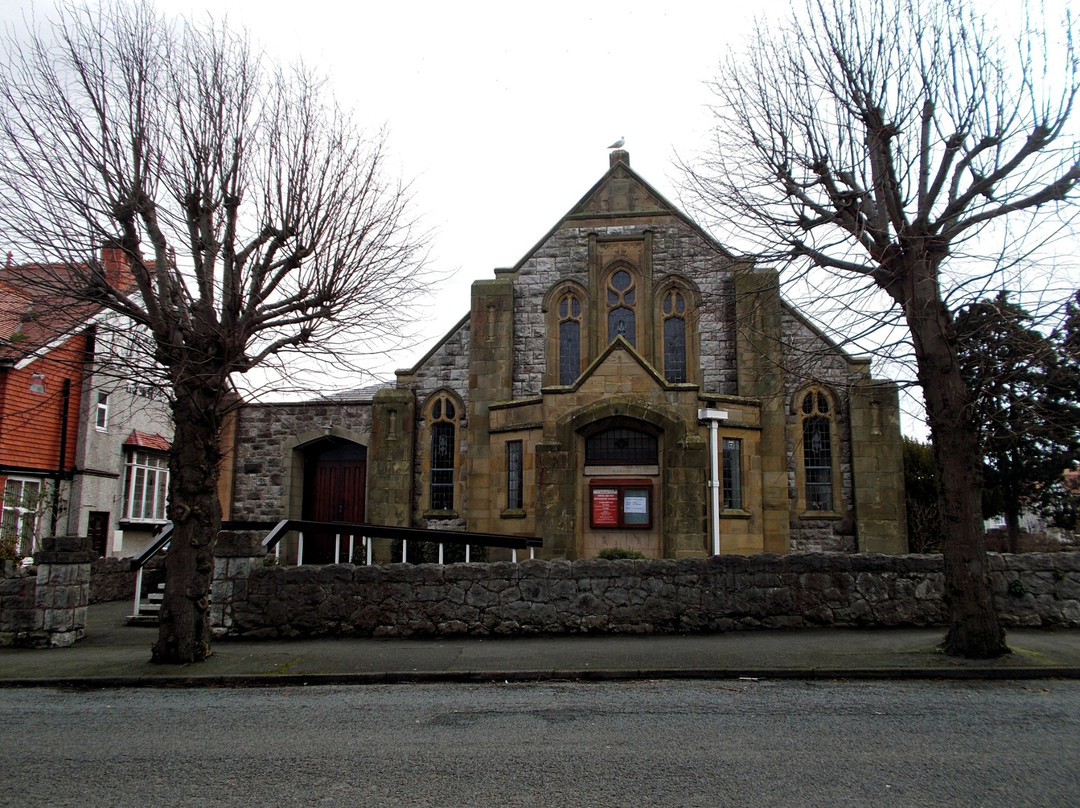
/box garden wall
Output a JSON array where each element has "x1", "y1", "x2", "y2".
[
  {"x1": 210, "y1": 546, "x2": 1080, "y2": 640},
  {"x1": 0, "y1": 538, "x2": 93, "y2": 647}
]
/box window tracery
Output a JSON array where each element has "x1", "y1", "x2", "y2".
[{"x1": 606, "y1": 268, "x2": 637, "y2": 347}]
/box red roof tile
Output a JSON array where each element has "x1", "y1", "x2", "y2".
[{"x1": 123, "y1": 430, "x2": 172, "y2": 453}]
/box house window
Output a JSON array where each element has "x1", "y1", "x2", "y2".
[
  {"x1": 606, "y1": 268, "x2": 637, "y2": 347},
  {"x1": 428, "y1": 393, "x2": 458, "y2": 511},
  {"x1": 662, "y1": 289, "x2": 687, "y2": 383},
  {"x1": 722, "y1": 438, "x2": 742, "y2": 510},
  {"x1": 557, "y1": 292, "x2": 582, "y2": 385},
  {"x1": 1, "y1": 478, "x2": 42, "y2": 557},
  {"x1": 29, "y1": 373, "x2": 45, "y2": 394},
  {"x1": 506, "y1": 440, "x2": 523, "y2": 510},
  {"x1": 800, "y1": 389, "x2": 834, "y2": 512},
  {"x1": 123, "y1": 450, "x2": 169, "y2": 522},
  {"x1": 585, "y1": 427, "x2": 658, "y2": 465},
  {"x1": 95, "y1": 392, "x2": 109, "y2": 430}
]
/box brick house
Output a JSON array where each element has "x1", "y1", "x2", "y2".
[
  {"x1": 0, "y1": 250, "x2": 173, "y2": 559},
  {"x1": 225, "y1": 151, "x2": 907, "y2": 561}
]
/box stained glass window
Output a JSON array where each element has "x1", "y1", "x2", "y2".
[
  {"x1": 506, "y1": 440, "x2": 523, "y2": 510},
  {"x1": 801, "y1": 390, "x2": 834, "y2": 511},
  {"x1": 429, "y1": 394, "x2": 458, "y2": 511},
  {"x1": 662, "y1": 289, "x2": 687, "y2": 383},
  {"x1": 557, "y1": 292, "x2": 582, "y2": 385},
  {"x1": 606, "y1": 268, "x2": 637, "y2": 346},
  {"x1": 585, "y1": 428, "x2": 658, "y2": 465}
]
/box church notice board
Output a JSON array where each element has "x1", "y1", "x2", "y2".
[{"x1": 589, "y1": 479, "x2": 652, "y2": 529}]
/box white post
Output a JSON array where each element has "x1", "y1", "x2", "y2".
[
  {"x1": 348, "y1": 535, "x2": 355, "y2": 564},
  {"x1": 698, "y1": 408, "x2": 729, "y2": 557},
  {"x1": 132, "y1": 566, "x2": 144, "y2": 617},
  {"x1": 297, "y1": 531, "x2": 305, "y2": 566},
  {"x1": 366, "y1": 536, "x2": 372, "y2": 566},
  {"x1": 530, "y1": 547, "x2": 535, "y2": 560},
  {"x1": 512, "y1": 548, "x2": 518, "y2": 563},
  {"x1": 402, "y1": 539, "x2": 407, "y2": 563},
  {"x1": 334, "y1": 533, "x2": 341, "y2": 564},
  {"x1": 438, "y1": 543, "x2": 444, "y2": 564},
  {"x1": 465, "y1": 544, "x2": 471, "y2": 563}
]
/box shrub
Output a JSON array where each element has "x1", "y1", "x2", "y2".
[{"x1": 0, "y1": 531, "x2": 21, "y2": 562}]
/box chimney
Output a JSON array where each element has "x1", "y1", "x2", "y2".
[
  {"x1": 609, "y1": 149, "x2": 629, "y2": 169},
  {"x1": 100, "y1": 242, "x2": 133, "y2": 290}
]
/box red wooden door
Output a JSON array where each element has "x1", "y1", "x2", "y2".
[{"x1": 302, "y1": 442, "x2": 366, "y2": 564}]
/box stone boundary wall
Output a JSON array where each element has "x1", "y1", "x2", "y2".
[
  {"x1": 90, "y1": 557, "x2": 135, "y2": 603},
  {"x1": 211, "y1": 550, "x2": 1080, "y2": 640},
  {"x1": 0, "y1": 537, "x2": 93, "y2": 647},
  {"x1": 0, "y1": 563, "x2": 38, "y2": 644},
  {"x1": 87, "y1": 556, "x2": 163, "y2": 604}
]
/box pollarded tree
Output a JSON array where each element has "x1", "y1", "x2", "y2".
[
  {"x1": 684, "y1": 0, "x2": 1079, "y2": 656},
  {"x1": 0, "y1": 2, "x2": 428, "y2": 662},
  {"x1": 957, "y1": 292, "x2": 1080, "y2": 552}
]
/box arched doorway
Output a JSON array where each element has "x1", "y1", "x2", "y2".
[
  {"x1": 301, "y1": 440, "x2": 367, "y2": 564},
  {"x1": 580, "y1": 419, "x2": 662, "y2": 559}
]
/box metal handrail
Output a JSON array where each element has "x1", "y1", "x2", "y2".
[
  {"x1": 260, "y1": 519, "x2": 542, "y2": 566},
  {"x1": 129, "y1": 518, "x2": 541, "y2": 618}
]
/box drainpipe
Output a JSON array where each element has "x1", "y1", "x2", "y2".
[
  {"x1": 697, "y1": 408, "x2": 729, "y2": 556},
  {"x1": 51, "y1": 378, "x2": 72, "y2": 536}
]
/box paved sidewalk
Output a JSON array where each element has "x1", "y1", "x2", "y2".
[{"x1": 2, "y1": 600, "x2": 1080, "y2": 688}]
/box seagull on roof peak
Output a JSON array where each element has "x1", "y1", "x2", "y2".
[{"x1": 607, "y1": 136, "x2": 625, "y2": 149}]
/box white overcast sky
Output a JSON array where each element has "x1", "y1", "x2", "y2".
[
  {"x1": 1, "y1": 0, "x2": 791, "y2": 372},
  {"x1": 1, "y1": 0, "x2": 1076, "y2": 432}
]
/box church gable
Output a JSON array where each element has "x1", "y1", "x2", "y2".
[
  {"x1": 356, "y1": 150, "x2": 907, "y2": 558},
  {"x1": 567, "y1": 160, "x2": 670, "y2": 218},
  {"x1": 565, "y1": 336, "x2": 670, "y2": 400}
]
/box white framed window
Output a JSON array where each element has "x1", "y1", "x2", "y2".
[
  {"x1": 1, "y1": 477, "x2": 42, "y2": 557},
  {"x1": 95, "y1": 392, "x2": 109, "y2": 430},
  {"x1": 123, "y1": 450, "x2": 169, "y2": 522}
]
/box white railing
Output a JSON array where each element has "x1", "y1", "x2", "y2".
[{"x1": 287, "y1": 531, "x2": 536, "y2": 566}]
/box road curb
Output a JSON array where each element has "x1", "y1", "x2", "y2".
[{"x1": 3, "y1": 666, "x2": 1080, "y2": 689}]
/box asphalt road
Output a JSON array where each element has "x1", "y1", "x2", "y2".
[{"x1": 2, "y1": 680, "x2": 1077, "y2": 807}]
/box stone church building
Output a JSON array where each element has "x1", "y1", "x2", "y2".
[{"x1": 225, "y1": 151, "x2": 907, "y2": 561}]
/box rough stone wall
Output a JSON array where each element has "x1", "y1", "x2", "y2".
[
  {"x1": 0, "y1": 537, "x2": 93, "y2": 647},
  {"x1": 510, "y1": 226, "x2": 590, "y2": 400},
  {"x1": 400, "y1": 320, "x2": 471, "y2": 404},
  {"x1": 210, "y1": 551, "x2": 1080, "y2": 639},
  {"x1": 230, "y1": 400, "x2": 374, "y2": 521},
  {"x1": 89, "y1": 556, "x2": 137, "y2": 603},
  {"x1": 0, "y1": 563, "x2": 37, "y2": 644},
  {"x1": 651, "y1": 222, "x2": 739, "y2": 396}
]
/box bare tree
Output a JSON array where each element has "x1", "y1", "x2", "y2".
[
  {"x1": 684, "y1": 0, "x2": 1079, "y2": 657},
  {"x1": 0, "y1": 2, "x2": 428, "y2": 662}
]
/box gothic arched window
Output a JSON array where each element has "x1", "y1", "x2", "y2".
[
  {"x1": 428, "y1": 393, "x2": 458, "y2": 511},
  {"x1": 661, "y1": 288, "x2": 687, "y2": 383},
  {"x1": 558, "y1": 291, "x2": 582, "y2": 385},
  {"x1": 799, "y1": 389, "x2": 835, "y2": 512},
  {"x1": 606, "y1": 268, "x2": 637, "y2": 347}
]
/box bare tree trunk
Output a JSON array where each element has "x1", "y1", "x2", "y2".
[
  {"x1": 151, "y1": 379, "x2": 224, "y2": 664},
  {"x1": 1005, "y1": 508, "x2": 1022, "y2": 554},
  {"x1": 900, "y1": 266, "x2": 1008, "y2": 658}
]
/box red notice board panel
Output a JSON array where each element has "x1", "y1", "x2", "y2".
[{"x1": 591, "y1": 488, "x2": 620, "y2": 527}]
